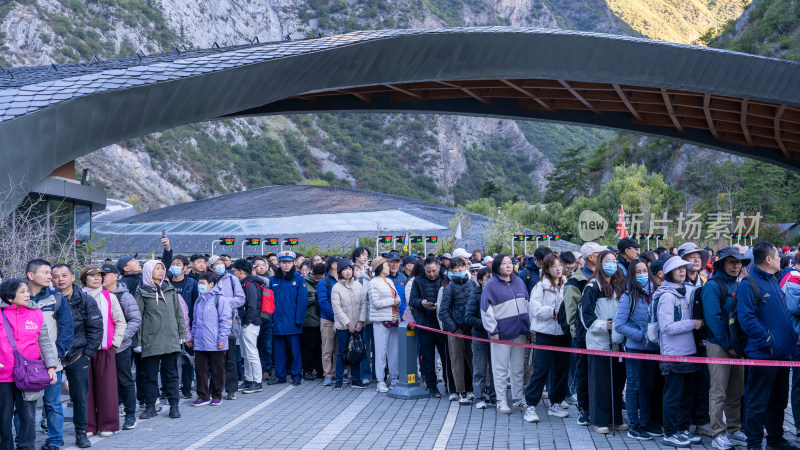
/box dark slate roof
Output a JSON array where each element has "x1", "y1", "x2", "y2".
[{"x1": 92, "y1": 185, "x2": 578, "y2": 255}]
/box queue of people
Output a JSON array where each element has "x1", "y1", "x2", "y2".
[{"x1": 3, "y1": 237, "x2": 800, "y2": 450}]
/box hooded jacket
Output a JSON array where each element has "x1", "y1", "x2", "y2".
[
  {"x1": 563, "y1": 268, "x2": 590, "y2": 340},
  {"x1": 580, "y1": 279, "x2": 621, "y2": 351},
  {"x1": 409, "y1": 272, "x2": 445, "y2": 328},
  {"x1": 316, "y1": 273, "x2": 337, "y2": 322},
  {"x1": 480, "y1": 273, "x2": 530, "y2": 341},
  {"x1": 269, "y1": 267, "x2": 308, "y2": 336},
  {"x1": 529, "y1": 275, "x2": 567, "y2": 336},
  {"x1": 191, "y1": 289, "x2": 233, "y2": 351},
  {"x1": 331, "y1": 278, "x2": 367, "y2": 330},
  {"x1": 0, "y1": 304, "x2": 58, "y2": 383},
  {"x1": 30, "y1": 286, "x2": 73, "y2": 371},
  {"x1": 781, "y1": 269, "x2": 800, "y2": 341},
  {"x1": 439, "y1": 275, "x2": 475, "y2": 332},
  {"x1": 239, "y1": 275, "x2": 264, "y2": 327},
  {"x1": 701, "y1": 270, "x2": 740, "y2": 350},
  {"x1": 614, "y1": 284, "x2": 657, "y2": 351},
  {"x1": 134, "y1": 260, "x2": 187, "y2": 358},
  {"x1": 64, "y1": 283, "x2": 104, "y2": 363},
  {"x1": 83, "y1": 286, "x2": 127, "y2": 350},
  {"x1": 110, "y1": 283, "x2": 141, "y2": 353},
  {"x1": 655, "y1": 281, "x2": 696, "y2": 356},
  {"x1": 368, "y1": 276, "x2": 399, "y2": 323},
  {"x1": 215, "y1": 272, "x2": 246, "y2": 309},
  {"x1": 738, "y1": 266, "x2": 797, "y2": 360}
]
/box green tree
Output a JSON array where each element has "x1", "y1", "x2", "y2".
[{"x1": 545, "y1": 145, "x2": 591, "y2": 204}]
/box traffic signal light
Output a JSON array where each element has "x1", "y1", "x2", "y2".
[
  {"x1": 426, "y1": 236, "x2": 438, "y2": 243},
  {"x1": 75, "y1": 240, "x2": 84, "y2": 248},
  {"x1": 245, "y1": 238, "x2": 261, "y2": 246},
  {"x1": 513, "y1": 235, "x2": 525, "y2": 242},
  {"x1": 220, "y1": 238, "x2": 235, "y2": 246},
  {"x1": 284, "y1": 238, "x2": 299, "y2": 246},
  {"x1": 395, "y1": 235, "x2": 405, "y2": 243},
  {"x1": 410, "y1": 235, "x2": 423, "y2": 243},
  {"x1": 554, "y1": 234, "x2": 561, "y2": 241},
  {"x1": 379, "y1": 236, "x2": 392, "y2": 244},
  {"x1": 267, "y1": 238, "x2": 279, "y2": 246}
]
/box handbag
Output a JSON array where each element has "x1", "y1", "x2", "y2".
[
  {"x1": 344, "y1": 332, "x2": 366, "y2": 364},
  {"x1": 1, "y1": 310, "x2": 52, "y2": 392}
]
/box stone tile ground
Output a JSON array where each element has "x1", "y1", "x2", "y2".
[{"x1": 26, "y1": 379, "x2": 797, "y2": 449}]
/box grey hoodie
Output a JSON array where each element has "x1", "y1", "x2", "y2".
[{"x1": 111, "y1": 283, "x2": 141, "y2": 352}]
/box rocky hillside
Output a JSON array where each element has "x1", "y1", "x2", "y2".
[{"x1": 0, "y1": 0, "x2": 747, "y2": 211}]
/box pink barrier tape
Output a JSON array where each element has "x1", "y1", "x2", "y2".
[{"x1": 407, "y1": 323, "x2": 800, "y2": 367}]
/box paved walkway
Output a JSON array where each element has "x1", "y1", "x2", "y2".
[{"x1": 29, "y1": 379, "x2": 797, "y2": 449}]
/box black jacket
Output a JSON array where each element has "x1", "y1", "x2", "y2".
[
  {"x1": 439, "y1": 277, "x2": 475, "y2": 332},
  {"x1": 64, "y1": 283, "x2": 104, "y2": 363},
  {"x1": 120, "y1": 273, "x2": 143, "y2": 297},
  {"x1": 409, "y1": 273, "x2": 444, "y2": 328},
  {"x1": 465, "y1": 285, "x2": 487, "y2": 338},
  {"x1": 240, "y1": 275, "x2": 264, "y2": 327}
]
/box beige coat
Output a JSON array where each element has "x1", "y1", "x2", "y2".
[
  {"x1": 331, "y1": 279, "x2": 367, "y2": 330},
  {"x1": 85, "y1": 287, "x2": 127, "y2": 349},
  {"x1": 367, "y1": 276, "x2": 397, "y2": 323}
]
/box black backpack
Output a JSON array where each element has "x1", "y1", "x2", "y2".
[
  {"x1": 520, "y1": 268, "x2": 534, "y2": 293},
  {"x1": 729, "y1": 275, "x2": 764, "y2": 356},
  {"x1": 692, "y1": 278, "x2": 726, "y2": 343},
  {"x1": 566, "y1": 277, "x2": 590, "y2": 340}
]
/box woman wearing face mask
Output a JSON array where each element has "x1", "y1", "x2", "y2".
[
  {"x1": 79, "y1": 265, "x2": 127, "y2": 438},
  {"x1": 368, "y1": 257, "x2": 400, "y2": 393},
  {"x1": 581, "y1": 250, "x2": 627, "y2": 434},
  {"x1": 654, "y1": 256, "x2": 704, "y2": 448},
  {"x1": 523, "y1": 253, "x2": 569, "y2": 423},
  {"x1": 466, "y1": 267, "x2": 494, "y2": 409},
  {"x1": 438, "y1": 257, "x2": 476, "y2": 404},
  {"x1": 614, "y1": 258, "x2": 662, "y2": 440},
  {"x1": 134, "y1": 260, "x2": 188, "y2": 420},
  {"x1": 191, "y1": 272, "x2": 232, "y2": 407}
]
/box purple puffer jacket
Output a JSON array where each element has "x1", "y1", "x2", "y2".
[
  {"x1": 191, "y1": 291, "x2": 233, "y2": 351},
  {"x1": 480, "y1": 274, "x2": 530, "y2": 341}
]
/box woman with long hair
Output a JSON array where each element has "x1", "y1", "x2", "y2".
[
  {"x1": 524, "y1": 253, "x2": 570, "y2": 422},
  {"x1": 614, "y1": 258, "x2": 662, "y2": 440},
  {"x1": 581, "y1": 250, "x2": 627, "y2": 434}
]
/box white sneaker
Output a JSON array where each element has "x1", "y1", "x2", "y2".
[
  {"x1": 458, "y1": 393, "x2": 471, "y2": 405},
  {"x1": 448, "y1": 393, "x2": 459, "y2": 401},
  {"x1": 523, "y1": 406, "x2": 540, "y2": 423},
  {"x1": 475, "y1": 400, "x2": 487, "y2": 409},
  {"x1": 377, "y1": 381, "x2": 389, "y2": 393},
  {"x1": 85, "y1": 432, "x2": 95, "y2": 438},
  {"x1": 548, "y1": 403, "x2": 570, "y2": 418},
  {"x1": 466, "y1": 392, "x2": 475, "y2": 400},
  {"x1": 564, "y1": 394, "x2": 577, "y2": 405},
  {"x1": 99, "y1": 431, "x2": 114, "y2": 438},
  {"x1": 726, "y1": 430, "x2": 747, "y2": 443},
  {"x1": 712, "y1": 434, "x2": 735, "y2": 449},
  {"x1": 541, "y1": 391, "x2": 548, "y2": 399},
  {"x1": 497, "y1": 400, "x2": 512, "y2": 414},
  {"x1": 322, "y1": 377, "x2": 333, "y2": 386},
  {"x1": 512, "y1": 400, "x2": 527, "y2": 410},
  {"x1": 560, "y1": 401, "x2": 569, "y2": 409},
  {"x1": 362, "y1": 378, "x2": 371, "y2": 386}
]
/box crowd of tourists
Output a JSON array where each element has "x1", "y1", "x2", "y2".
[{"x1": 2, "y1": 235, "x2": 800, "y2": 450}]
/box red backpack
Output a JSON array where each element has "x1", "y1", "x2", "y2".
[{"x1": 245, "y1": 281, "x2": 275, "y2": 321}]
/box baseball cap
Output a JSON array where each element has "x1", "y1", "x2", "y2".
[
  {"x1": 116, "y1": 254, "x2": 138, "y2": 273},
  {"x1": 101, "y1": 264, "x2": 120, "y2": 275},
  {"x1": 385, "y1": 251, "x2": 402, "y2": 261},
  {"x1": 452, "y1": 248, "x2": 472, "y2": 260},
  {"x1": 579, "y1": 242, "x2": 605, "y2": 259},
  {"x1": 617, "y1": 237, "x2": 642, "y2": 251}
]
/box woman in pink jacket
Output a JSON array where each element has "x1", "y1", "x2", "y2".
[{"x1": 0, "y1": 278, "x2": 58, "y2": 450}]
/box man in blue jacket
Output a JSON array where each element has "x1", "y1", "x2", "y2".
[
  {"x1": 386, "y1": 252, "x2": 407, "y2": 317},
  {"x1": 317, "y1": 257, "x2": 338, "y2": 386},
  {"x1": 737, "y1": 241, "x2": 799, "y2": 450},
  {"x1": 268, "y1": 251, "x2": 308, "y2": 386},
  {"x1": 701, "y1": 247, "x2": 750, "y2": 449},
  {"x1": 27, "y1": 259, "x2": 74, "y2": 450}
]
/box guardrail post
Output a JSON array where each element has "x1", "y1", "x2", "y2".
[{"x1": 387, "y1": 323, "x2": 429, "y2": 399}]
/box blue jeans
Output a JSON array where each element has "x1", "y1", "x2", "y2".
[
  {"x1": 472, "y1": 339, "x2": 495, "y2": 402},
  {"x1": 336, "y1": 329, "x2": 361, "y2": 382},
  {"x1": 258, "y1": 322, "x2": 273, "y2": 374},
  {"x1": 359, "y1": 324, "x2": 375, "y2": 381},
  {"x1": 625, "y1": 349, "x2": 656, "y2": 427}
]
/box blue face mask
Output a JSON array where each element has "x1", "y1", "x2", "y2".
[
  {"x1": 448, "y1": 270, "x2": 469, "y2": 281},
  {"x1": 636, "y1": 274, "x2": 649, "y2": 287},
  {"x1": 169, "y1": 266, "x2": 182, "y2": 277},
  {"x1": 213, "y1": 265, "x2": 226, "y2": 275},
  {"x1": 602, "y1": 262, "x2": 618, "y2": 276},
  {"x1": 198, "y1": 284, "x2": 209, "y2": 294}
]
